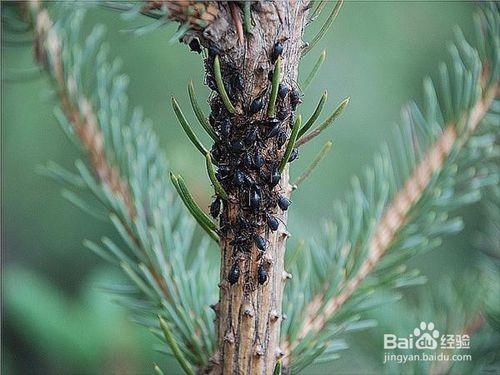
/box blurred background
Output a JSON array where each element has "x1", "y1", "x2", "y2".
[{"x1": 2, "y1": 2, "x2": 485, "y2": 374}]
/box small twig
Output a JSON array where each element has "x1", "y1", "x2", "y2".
[
  {"x1": 296, "y1": 97, "x2": 349, "y2": 146},
  {"x1": 188, "y1": 80, "x2": 218, "y2": 141},
  {"x1": 205, "y1": 153, "x2": 228, "y2": 200},
  {"x1": 279, "y1": 115, "x2": 302, "y2": 172},
  {"x1": 268, "y1": 56, "x2": 281, "y2": 117},
  {"x1": 302, "y1": 0, "x2": 344, "y2": 56},
  {"x1": 214, "y1": 55, "x2": 236, "y2": 114},
  {"x1": 301, "y1": 49, "x2": 326, "y2": 91},
  {"x1": 293, "y1": 141, "x2": 333, "y2": 187},
  {"x1": 297, "y1": 90, "x2": 328, "y2": 139},
  {"x1": 171, "y1": 96, "x2": 208, "y2": 156}
]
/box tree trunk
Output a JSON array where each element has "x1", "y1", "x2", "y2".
[
  {"x1": 37, "y1": 0, "x2": 310, "y2": 373},
  {"x1": 187, "y1": 2, "x2": 309, "y2": 374}
]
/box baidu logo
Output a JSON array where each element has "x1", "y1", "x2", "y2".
[
  {"x1": 413, "y1": 321, "x2": 440, "y2": 350},
  {"x1": 384, "y1": 321, "x2": 469, "y2": 351}
]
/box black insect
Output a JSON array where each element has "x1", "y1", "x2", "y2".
[
  {"x1": 233, "y1": 170, "x2": 245, "y2": 186},
  {"x1": 277, "y1": 195, "x2": 291, "y2": 211},
  {"x1": 270, "y1": 165, "x2": 281, "y2": 188},
  {"x1": 230, "y1": 235, "x2": 247, "y2": 246},
  {"x1": 230, "y1": 235, "x2": 252, "y2": 253},
  {"x1": 228, "y1": 262, "x2": 240, "y2": 285},
  {"x1": 219, "y1": 118, "x2": 231, "y2": 138},
  {"x1": 232, "y1": 75, "x2": 244, "y2": 91},
  {"x1": 254, "y1": 234, "x2": 267, "y2": 251},
  {"x1": 242, "y1": 172, "x2": 254, "y2": 187},
  {"x1": 259, "y1": 169, "x2": 270, "y2": 182},
  {"x1": 290, "y1": 89, "x2": 302, "y2": 110},
  {"x1": 253, "y1": 151, "x2": 265, "y2": 169},
  {"x1": 278, "y1": 83, "x2": 289, "y2": 98},
  {"x1": 208, "y1": 45, "x2": 221, "y2": 57},
  {"x1": 249, "y1": 189, "x2": 261, "y2": 210},
  {"x1": 216, "y1": 165, "x2": 230, "y2": 181},
  {"x1": 231, "y1": 140, "x2": 245, "y2": 153},
  {"x1": 267, "y1": 118, "x2": 281, "y2": 127},
  {"x1": 266, "y1": 213, "x2": 279, "y2": 231},
  {"x1": 277, "y1": 130, "x2": 287, "y2": 148},
  {"x1": 243, "y1": 153, "x2": 254, "y2": 169},
  {"x1": 277, "y1": 107, "x2": 289, "y2": 121},
  {"x1": 210, "y1": 197, "x2": 221, "y2": 218},
  {"x1": 272, "y1": 41, "x2": 284, "y2": 62},
  {"x1": 268, "y1": 70, "x2": 274, "y2": 81},
  {"x1": 244, "y1": 128, "x2": 258, "y2": 145},
  {"x1": 257, "y1": 264, "x2": 268, "y2": 285},
  {"x1": 267, "y1": 124, "x2": 281, "y2": 139},
  {"x1": 237, "y1": 215, "x2": 252, "y2": 230},
  {"x1": 249, "y1": 97, "x2": 264, "y2": 115},
  {"x1": 189, "y1": 38, "x2": 202, "y2": 53},
  {"x1": 288, "y1": 148, "x2": 299, "y2": 162}
]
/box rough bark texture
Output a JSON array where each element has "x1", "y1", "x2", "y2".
[{"x1": 182, "y1": 2, "x2": 309, "y2": 374}]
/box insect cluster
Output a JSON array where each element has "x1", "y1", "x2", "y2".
[{"x1": 204, "y1": 42, "x2": 300, "y2": 287}]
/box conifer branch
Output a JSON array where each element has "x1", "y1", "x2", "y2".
[
  {"x1": 283, "y1": 5, "x2": 499, "y2": 368},
  {"x1": 28, "y1": 2, "x2": 218, "y2": 370},
  {"x1": 31, "y1": 2, "x2": 135, "y2": 218},
  {"x1": 24, "y1": 1, "x2": 500, "y2": 374}
]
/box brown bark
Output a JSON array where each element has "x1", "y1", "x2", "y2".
[{"x1": 183, "y1": 2, "x2": 309, "y2": 374}]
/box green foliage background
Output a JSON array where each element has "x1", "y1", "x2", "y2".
[{"x1": 3, "y1": 2, "x2": 485, "y2": 374}]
